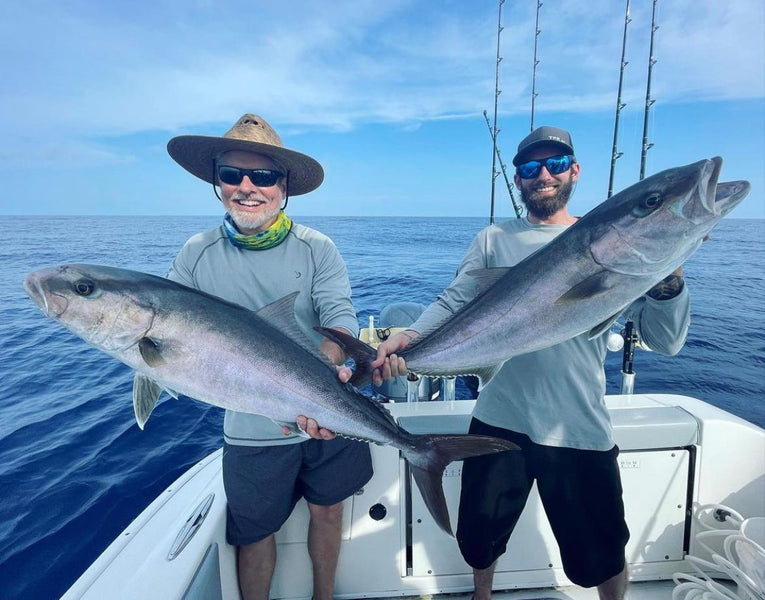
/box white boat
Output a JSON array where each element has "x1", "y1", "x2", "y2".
[{"x1": 61, "y1": 380, "x2": 765, "y2": 600}]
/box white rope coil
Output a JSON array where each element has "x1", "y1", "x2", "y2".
[{"x1": 673, "y1": 504, "x2": 765, "y2": 600}]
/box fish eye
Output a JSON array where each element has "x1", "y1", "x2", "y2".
[
  {"x1": 632, "y1": 193, "x2": 663, "y2": 217},
  {"x1": 74, "y1": 279, "x2": 95, "y2": 296},
  {"x1": 643, "y1": 193, "x2": 662, "y2": 210}
]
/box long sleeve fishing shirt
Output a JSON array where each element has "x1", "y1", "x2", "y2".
[
  {"x1": 168, "y1": 222, "x2": 359, "y2": 446},
  {"x1": 408, "y1": 216, "x2": 691, "y2": 451}
]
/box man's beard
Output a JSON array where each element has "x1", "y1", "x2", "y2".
[
  {"x1": 520, "y1": 175, "x2": 575, "y2": 220},
  {"x1": 226, "y1": 196, "x2": 282, "y2": 232}
]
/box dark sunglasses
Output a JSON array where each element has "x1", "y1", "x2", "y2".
[
  {"x1": 217, "y1": 165, "x2": 284, "y2": 187},
  {"x1": 516, "y1": 154, "x2": 574, "y2": 179}
]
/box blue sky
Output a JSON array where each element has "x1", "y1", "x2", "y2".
[{"x1": 1, "y1": 0, "x2": 763, "y2": 219}]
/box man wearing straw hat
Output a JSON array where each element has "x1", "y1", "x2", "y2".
[{"x1": 166, "y1": 114, "x2": 373, "y2": 600}]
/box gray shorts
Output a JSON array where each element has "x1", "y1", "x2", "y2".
[{"x1": 223, "y1": 438, "x2": 373, "y2": 546}]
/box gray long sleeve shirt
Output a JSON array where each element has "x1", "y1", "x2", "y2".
[
  {"x1": 168, "y1": 222, "x2": 359, "y2": 446},
  {"x1": 409, "y1": 217, "x2": 690, "y2": 451}
]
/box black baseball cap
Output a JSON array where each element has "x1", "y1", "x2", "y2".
[{"x1": 512, "y1": 126, "x2": 575, "y2": 166}]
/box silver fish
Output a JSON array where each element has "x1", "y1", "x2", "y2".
[
  {"x1": 319, "y1": 157, "x2": 748, "y2": 385},
  {"x1": 23, "y1": 265, "x2": 518, "y2": 535}
]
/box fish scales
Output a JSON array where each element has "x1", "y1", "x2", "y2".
[
  {"x1": 24, "y1": 264, "x2": 518, "y2": 535},
  {"x1": 316, "y1": 157, "x2": 749, "y2": 386}
]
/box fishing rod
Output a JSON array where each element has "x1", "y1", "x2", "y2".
[
  {"x1": 640, "y1": 0, "x2": 658, "y2": 180},
  {"x1": 530, "y1": 0, "x2": 542, "y2": 132},
  {"x1": 483, "y1": 110, "x2": 523, "y2": 219},
  {"x1": 621, "y1": 0, "x2": 660, "y2": 395},
  {"x1": 607, "y1": 0, "x2": 631, "y2": 199},
  {"x1": 488, "y1": 0, "x2": 505, "y2": 225}
]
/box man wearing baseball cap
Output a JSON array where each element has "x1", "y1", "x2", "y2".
[
  {"x1": 167, "y1": 114, "x2": 372, "y2": 600},
  {"x1": 372, "y1": 125, "x2": 690, "y2": 599}
]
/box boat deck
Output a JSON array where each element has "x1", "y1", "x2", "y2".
[{"x1": 61, "y1": 395, "x2": 764, "y2": 600}]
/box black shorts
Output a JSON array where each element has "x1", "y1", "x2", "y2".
[
  {"x1": 456, "y1": 419, "x2": 629, "y2": 588},
  {"x1": 223, "y1": 437, "x2": 373, "y2": 546}
]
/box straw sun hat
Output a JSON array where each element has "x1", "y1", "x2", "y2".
[{"x1": 167, "y1": 114, "x2": 324, "y2": 196}]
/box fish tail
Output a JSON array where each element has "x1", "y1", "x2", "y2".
[
  {"x1": 403, "y1": 434, "x2": 519, "y2": 536},
  {"x1": 314, "y1": 326, "x2": 378, "y2": 387}
]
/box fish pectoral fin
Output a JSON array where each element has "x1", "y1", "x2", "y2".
[
  {"x1": 465, "y1": 267, "x2": 511, "y2": 295},
  {"x1": 555, "y1": 271, "x2": 614, "y2": 305},
  {"x1": 133, "y1": 373, "x2": 163, "y2": 430},
  {"x1": 587, "y1": 312, "x2": 623, "y2": 340},
  {"x1": 138, "y1": 337, "x2": 165, "y2": 368},
  {"x1": 274, "y1": 419, "x2": 312, "y2": 438}
]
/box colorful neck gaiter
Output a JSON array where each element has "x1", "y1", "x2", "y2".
[{"x1": 223, "y1": 211, "x2": 293, "y2": 250}]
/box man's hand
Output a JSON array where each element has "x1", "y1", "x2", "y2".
[
  {"x1": 647, "y1": 266, "x2": 685, "y2": 301},
  {"x1": 370, "y1": 330, "x2": 418, "y2": 386},
  {"x1": 281, "y1": 415, "x2": 337, "y2": 440}
]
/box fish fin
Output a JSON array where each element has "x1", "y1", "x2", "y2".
[
  {"x1": 555, "y1": 271, "x2": 614, "y2": 304},
  {"x1": 588, "y1": 313, "x2": 622, "y2": 340},
  {"x1": 473, "y1": 363, "x2": 504, "y2": 389},
  {"x1": 314, "y1": 327, "x2": 378, "y2": 387},
  {"x1": 256, "y1": 293, "x2": 335, "y2": 366},
  {"x1": 274, "y1": 420, "x2": 311, "y2": 438},
  {"x1": 404, "y1": 434, "x2": 520, "y2": 536},
  {"x1": 138, "y1": 337, "x2": 165, "y2": 368},
  {"x1": 133, "y1": 373, "x2": 162, "y2": 430},
  {"x1": 255, "y1": 292, "x2": 300, "y2": 323},
  {"x1": 410, "y1": 465, "x2": 453, "y2": 535},
  {"x1": 465, "y1": 267, "x2": 511, "y2": 295}
]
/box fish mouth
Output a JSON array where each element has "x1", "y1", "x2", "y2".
[
  {"x1": 686, "y1": 157, "x2": 748, "y2": 223},
  {"x1": 702, "y1": 157, "x2": 722, "y2": 213},
  {"x1": 714, "y1": 180, "x2": 750, "y2": 216},
  {"x1": 23, "y1": 270, "x2": 68, "y2": 317},
  {"x1": 691, "y1": 157, "x2": 748, "y2": 218}
]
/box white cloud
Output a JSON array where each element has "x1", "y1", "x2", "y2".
[{"x1": 1, "y1": 0, "x2": 762, "y2": 167}]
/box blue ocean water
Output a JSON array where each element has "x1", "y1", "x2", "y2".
[{"x1": 0, "y1": 215, "x2": 763, "y2": 599}]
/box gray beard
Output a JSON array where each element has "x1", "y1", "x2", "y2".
[
  {"x1": 520, "y1": 176, "x2": 574, "y2": 220},
  {"x1": 226, "y1": 201, "x2": 281, "y2": 232}
]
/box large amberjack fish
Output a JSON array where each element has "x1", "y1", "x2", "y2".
[
  {"x1": 23, "y1": 265, "x2": 518, "y2": 535},
  {"x1": 318, "y1": 157, "x2": 749, "y2": 385}
]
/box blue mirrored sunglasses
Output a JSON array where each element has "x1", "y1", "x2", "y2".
[
  {"x1": 517, "y1": 154, "x2": 574, "y2": 179},
  {"x1": 217, "y1": 165, "x2": 284, "y2": 187}
]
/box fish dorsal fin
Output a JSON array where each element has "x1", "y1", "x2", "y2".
[
  {"x1": 465, "y1": 267, "x2": 511, "y2": 295},
  {"x1": 255, "y1": 292, "x2": 302, "y2": 329},
  {"x1": 555, "y1": 271, "x2": 614, "y2": 305},
  {"x1": 133, "y1": 373, "x2": 162, "y2": 430},
  {"x1": 256, "y1": 292, "x2": 335, "y2": 367}
]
